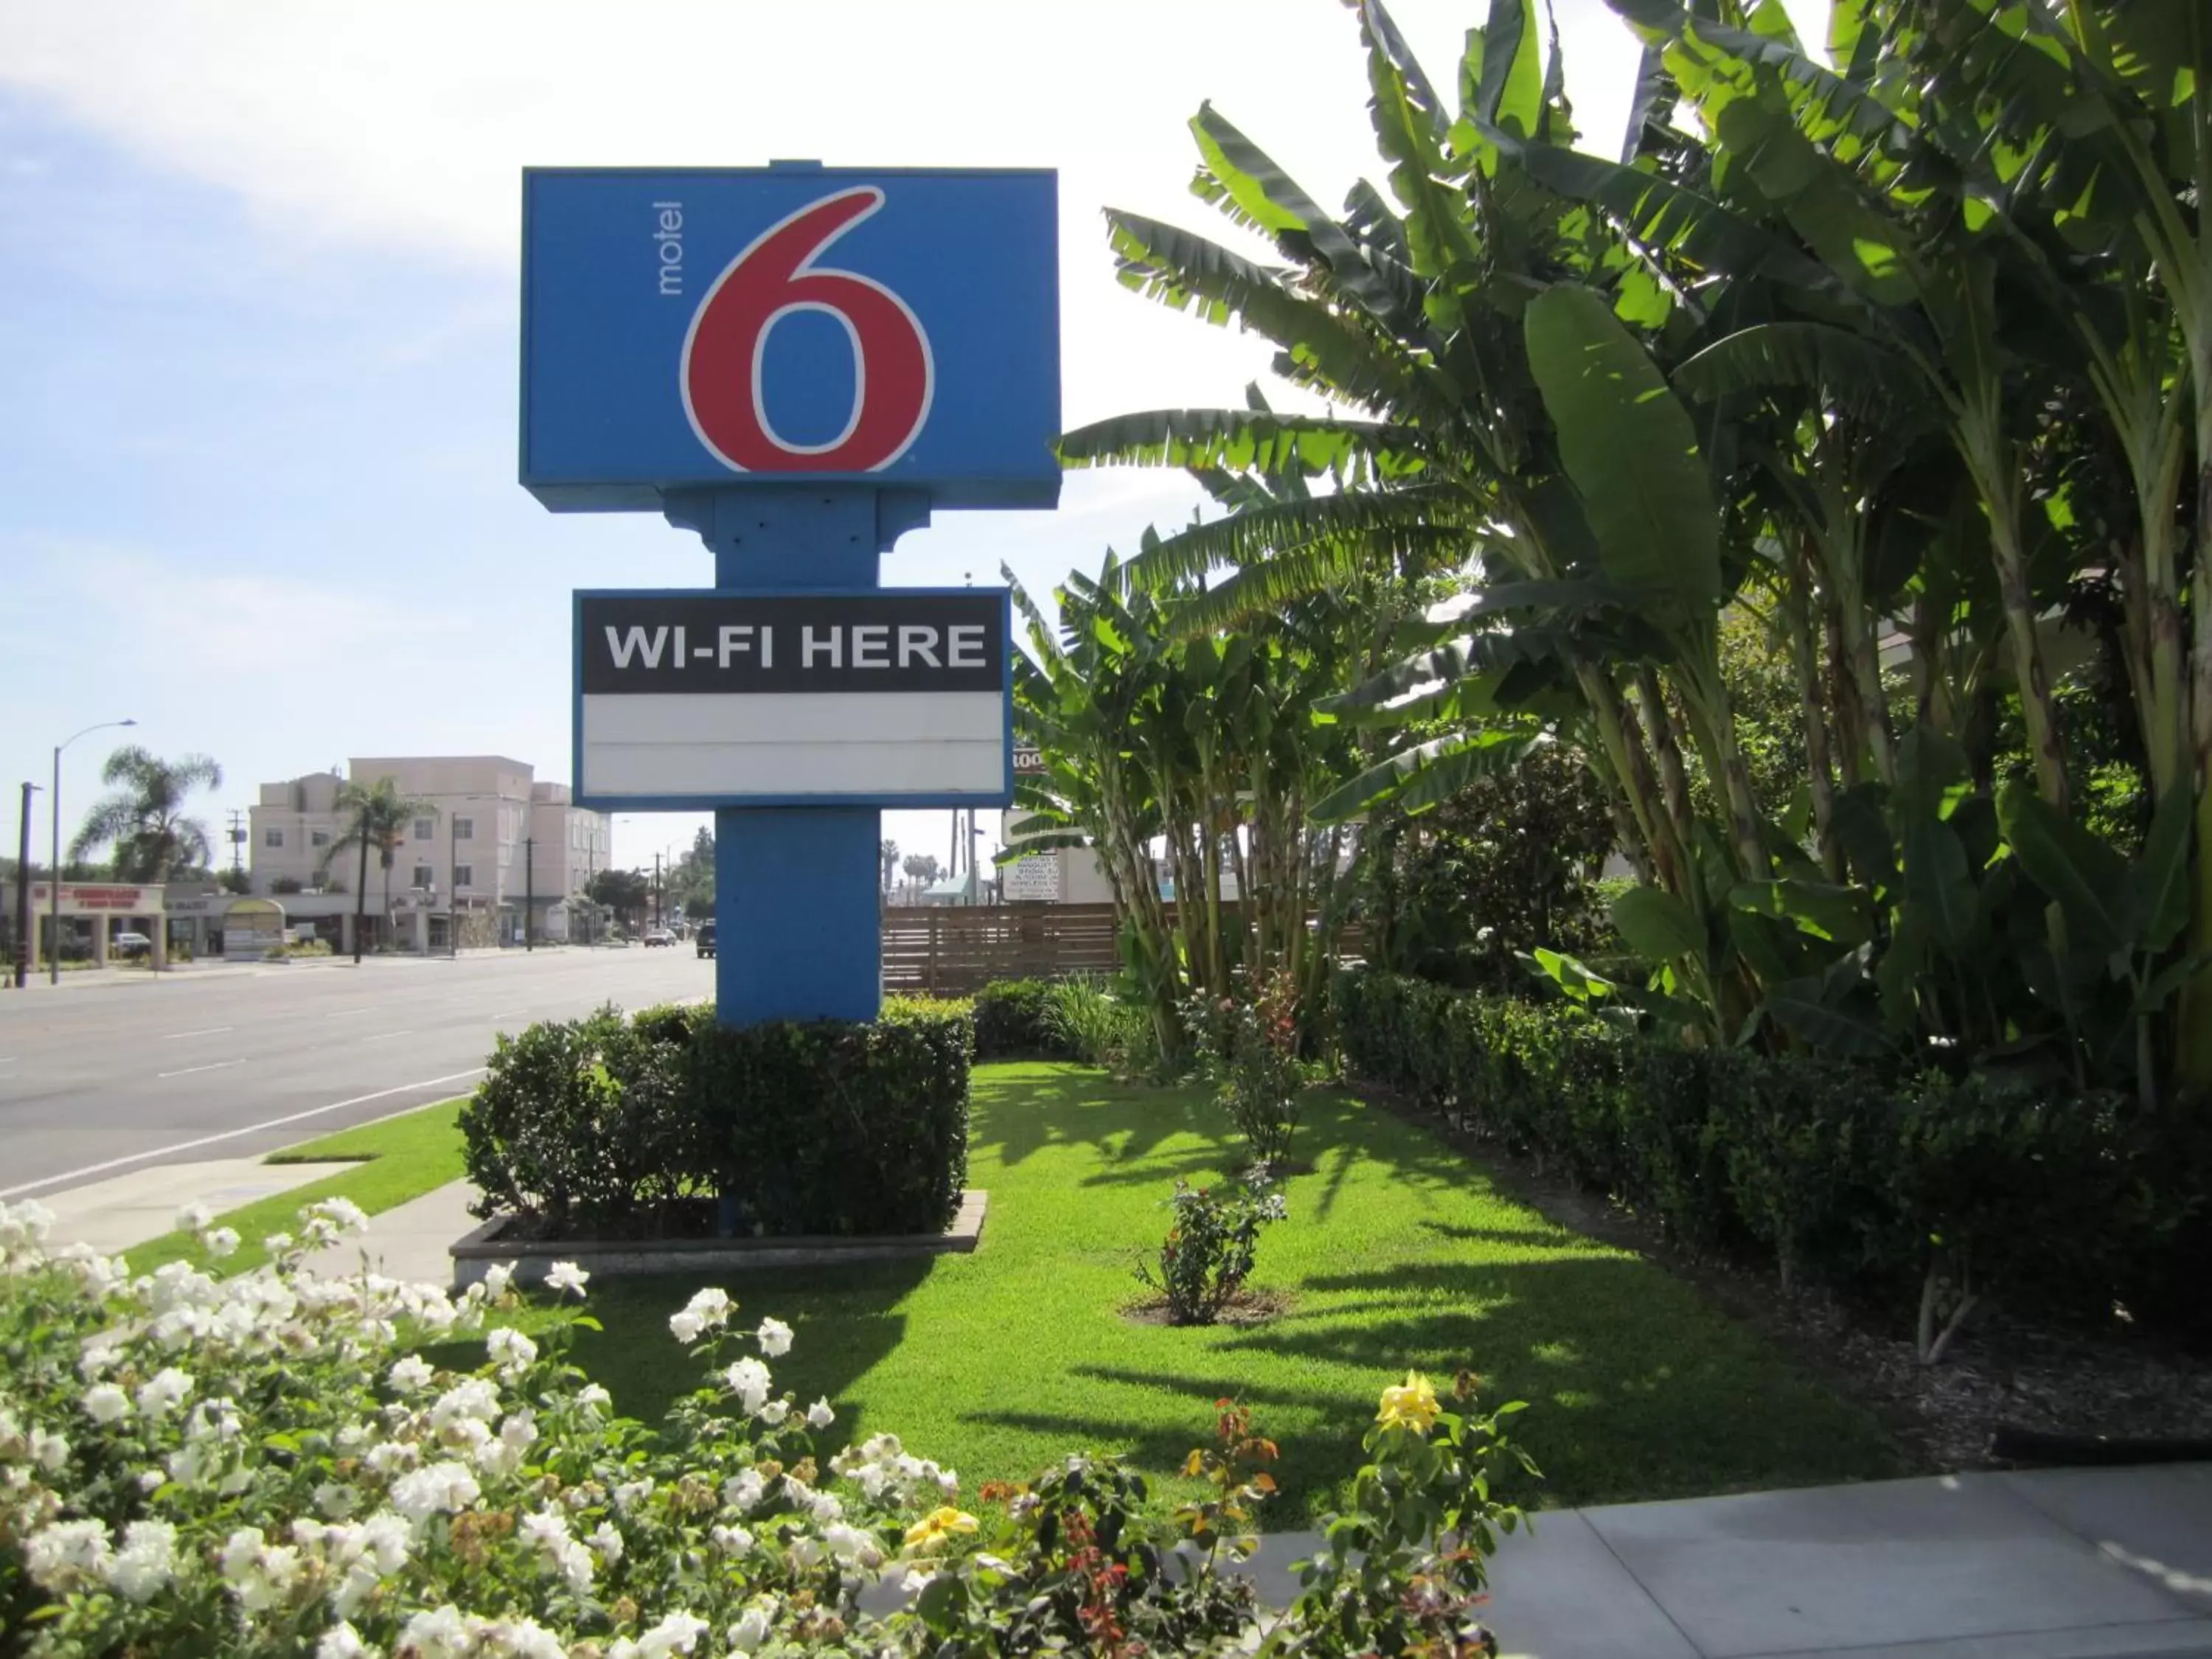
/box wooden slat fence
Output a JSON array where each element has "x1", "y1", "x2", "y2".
[{"x1": 880, "y1": 902, "x2": 1361, "y2": 996}]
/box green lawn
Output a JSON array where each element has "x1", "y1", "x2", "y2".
[
  {"x1": 126, "y1": 1099, "x2": 469, "y2": 1274},
  {"x1": 500, "y1": 1063, "x2": 1894, "y2": 1523}
]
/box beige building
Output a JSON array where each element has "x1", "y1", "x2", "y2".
[{"x1": 250, "y1": 757, "x2": 611, "y2": 948}]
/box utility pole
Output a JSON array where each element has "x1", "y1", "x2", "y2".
[
  {"x1": 523, "y1": 837, "x2": 534, "y2": 952},
  {"x1": 13, "y1": 782, "x2": 37, "y2": 990},
  {"x1": 653, "y1": 852, "x2": 663, "y2": 931},
  {"x1": 227, "y1": 809, "x2": 246, "y2": 880}
]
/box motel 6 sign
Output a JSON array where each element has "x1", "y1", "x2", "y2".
[{"x1": 520, "y1": 166, "x2": 1061, "y2": 513}]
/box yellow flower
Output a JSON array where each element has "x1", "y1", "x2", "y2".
[
  {"x1": 1375, "y1": 1371, "x2": 1441, "y2": 1435},
  {"x1": 902, "y1": 1506, "x2": 980, "y2": 1553}
]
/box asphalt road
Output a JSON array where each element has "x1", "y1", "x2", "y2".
[{"x1": 0, "y1": 948, "x2": 714, "y2": 1199}]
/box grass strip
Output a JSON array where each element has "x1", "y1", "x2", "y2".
[
  {"x1": 476, "y1": 1062, "x2": 1895, "y2": 1523},
  {"x1": 124, "y1": 1097, "x2": 469, "y2": 1274}
]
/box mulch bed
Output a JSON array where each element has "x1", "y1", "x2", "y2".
[
  {"x1": 1352, "y1": 1082, "x2": 2212, "y2": 1475},
  {"x1": 1121, "y1": 1287, "x2": 1294, "y2": 1329}
]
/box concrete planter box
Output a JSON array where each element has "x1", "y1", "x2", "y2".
[{"x1": 451, "y1": 1192, "x2": 988, "y2": 1290}]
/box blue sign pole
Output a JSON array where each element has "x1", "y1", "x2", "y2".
[{"x1": 664, "y1": 486, "x2": 929, "y2": 1023}]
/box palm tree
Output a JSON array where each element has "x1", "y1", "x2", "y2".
[
  {"x1": 900, "y1": 853, "x2": 941, "y2": 894},
  {"x1": 70, "y1": 746, "x2": 222, "y2": 882},
  {"x1": 880, "y1": 838, "x2": 900, "y2": 895},
  {"x1": 321, "y1": 777, "x2": 436, "y2": 962}
]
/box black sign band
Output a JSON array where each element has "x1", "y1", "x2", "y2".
[{"x1": 580, "y1": 592, "x2": 1006, "y2": 695}]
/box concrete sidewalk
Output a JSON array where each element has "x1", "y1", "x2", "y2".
[
  {"x1": 1245, "y1": 1466, "x2": 2212, "y2": 1659},
  {"x1": 298, "y1": 1180, "x2": 481, "y2": 1284},
  {"x1": 40, "y1": 1158, "x2": 358, "y2": 1255}
]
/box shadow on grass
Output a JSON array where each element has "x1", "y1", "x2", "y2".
[{"x1": 955, "y1": 1252, "x2": 1895, "y2": 1518}]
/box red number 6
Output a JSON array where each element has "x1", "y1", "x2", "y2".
[{"x1": 681, "y1": 187, "x2": 934, "y2": 475}]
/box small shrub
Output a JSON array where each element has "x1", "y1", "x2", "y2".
[
  {"x1": 691, "y1": 1002, "x2": 973, "y2": 1237},
  {"x1": 460, "y1": 999, "x2": 970, "y2": 1239},
  {"x1": 970, "y1": 978, "x2": 1072, "y2": 1060},
  {"x1": 1046, "y1": 975, "x2": 1147, "y2": 1071},
  {"x1": 1218, "y1": 970, "x2": 1307, "y2": 1172},
  {"x1": 1135, "y1": 1175, "x2": 1286, "y2": 1324}
]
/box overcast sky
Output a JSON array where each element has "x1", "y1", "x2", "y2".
[{"x1": 0, "y1": 0, "x2": 1821, "y2": 876}]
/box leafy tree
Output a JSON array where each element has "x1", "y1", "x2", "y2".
[
  {"x1": 667, "y1": 827, "x2": 714, "y2": 919},
  {"x1": 900, "y1": 853, "x2": 941, "y2": 890},
  {"x1": 321, "y1": 777, "x2": 436, "y2": 963},
  {"x1": 586, "y1": 867, "x2": 653, "y2": 931},
  {"x1": 1363, "y1": 745, "x2": 1618, "y2": 992},
  {"x1": 69, "y1": 746, "x2": 221, "y2": 883},
  {"x1": 880, "y1": 838, "x2": 900, "y2": 894}
]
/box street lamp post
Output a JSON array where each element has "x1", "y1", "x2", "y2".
[{"x1": 50, "y1": 718, "x2": 136, "y2": 984}]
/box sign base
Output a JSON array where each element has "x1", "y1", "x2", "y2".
[{"x1": 714, "y1": 805, "x2": 880, "y2": 1023}]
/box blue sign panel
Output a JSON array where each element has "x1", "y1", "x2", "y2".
[{"x1": 521, "y1": 167, "x2": 1061, "y2": 512}]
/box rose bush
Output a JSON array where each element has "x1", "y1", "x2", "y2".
[{"x1": 0, "y1": 1195, "x2": 1532, "y2": 1658}]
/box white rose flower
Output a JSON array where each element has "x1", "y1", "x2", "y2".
[
  {"x1": 135, "y1": 1367, "x2": 195, "y2": 1421},
  {"x1": 307, "y1": 1196, "x2": 371, "y2": 1237},
  {"x1": 25, "y1": 1519, "x2": 113, "y2": 1592},
  {"x1": 316, "y1": 1621, "x2": 375, "y2": 1659},
  {"x1": 104, "y1": 1519, "x2": 178, "y2": 1603},
  {"x1": 728, "y1": 1604, "x2": 774, "y2": 1653},
  {"x1": 389, "y1": 1461, "x2": 481, "y2": 1527},
  {"x1": 787, "y1": 1534, "x2": 824, "y2": 1570},
  {"x1": 668, "y1": 1310, "x2": 706, "y2": 1344},
  {"x1": 204, "y1": 1226, "x2": 242, "y2": 1259},
  {"x1": 588, "y1": 1520, "x2": 625, "y2": 1565},
  {"x1": 487, "y1": 1326, "x2": 537, "y2": 1377},
  {"x1": 483, "y1": 1616, "x2": 566, "y2": 1659},
  {"x1": 755, "y1": 1318, "x2": 793, "y2": 1357},
  {"x1": 398, "y1": 1604, "x2": 470, "y2": 1659},
  {"x1": 175, "y1": 1202, "x2": 214, "y2": 1234},
  {"x1": 32, "y1": 1427, "x2": 68, "y2": 1472},
  {"x1": 711, "y1": 1523, "x2": 755, "y2": 1556},
  {"x1": 480, "y1": 1262, "x2": 517, "y2": 1298},
  {"x1": 636, "y1": 1610, "x2": 710, "y2": 1658},
  {"x1": 721, "y1": 1359, "x2": 772, "y2": 1416},
  {"x1": 806, "y1": 1398, "x2": 835, "y2": 1429},
  {"x1": 544, "y1": 1261, "x2": 590, "y2": 1298},
  {"x1": 823, "y1": 1522, "x2": 881, "y2": 1568},
  {"x1": 613, "y1": 1478, "x2": 655, "y2": 1514},
  {"x1": 577, "y1": 1382, "x2": 613, "y2": 1417},
  {"x1": 757, "y1": 1399, "x2": 790, "y2": 1426},
  {"x1": 386, "y1": 1355, "x2": 435, "y2": 1395},
  {"x1": 82, "y1": 1384, "x2": 131, "y2": 1425}
]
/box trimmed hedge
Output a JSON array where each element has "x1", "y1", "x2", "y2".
[
  {"x1": 1332, "y1": 969, "x2": 2210, "y2": 1343},
  {"x1": 461, "y1": 998, "x2": 971, "y2": 1239},
  {"x1": 973, "y1": 977, "x2": 1077, "y2": 1060}
]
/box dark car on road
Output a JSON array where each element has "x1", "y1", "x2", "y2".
[{"x1": 696, "y1": 922, "x2": 717, "y2": 959}]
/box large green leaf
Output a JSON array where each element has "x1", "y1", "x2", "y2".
[
  {"x1": 1728, "y1": 877, "x2": 1873, "y2": 946},
  {"x1": 1470, "y1": 0, "x2": 1545, "y2": 140},
  {"x1": 1309, "y1": 727, "x2": 1546, "y2": 821},
  {"x1": 1101, "y1": 211, "x2": 1444, "y2": 422},
  {"x1": 1995, "y1": 779, "x2": 2130, "y2": 956},
  {"x1": 1189, "y1": 104, "x2": 1400, "y2": 319},
  {"x1": 1902, "y1": 818, "x2": 1979, "y2": 954},
  {"x1": 1760, "y1": 973, "x2": 1896, "y2": 1057},
  {"x1": 1523, "y1": 283, "x2": 1722, "y2": 611},
  {"x1": 1672, "y1": 323, "x2": 1926, "y2": 422},
  {"x1": 2125, "y1": 784, "x2": 2196, "y2": 955},
  {"x1": 1612, "y1": 883, "x2": 1707, "y2": 962},
  {"x1": 1054, "y1": 408, "x2": 1427, "y2": 481}
]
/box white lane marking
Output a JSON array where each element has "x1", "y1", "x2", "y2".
[
  {"x1": 0, "y1": 1068, "x2": 489, "y2": 1200},
  {"x1": 486, "y1": 1011, "x2": 526, "y2": 1023},
  {"x1": 321, "y1": 1007, "x2": 373, "y2": 1018},
  {"x1": 359, "y1": 1029, "x2": 415, "y2": 1043},
  {"x1": 156, "y1": 1060, "x2": 247, "y2": 1079},
  {"x1": 161, "y1": 1026, "x2": 234, "y2": 1040}
]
